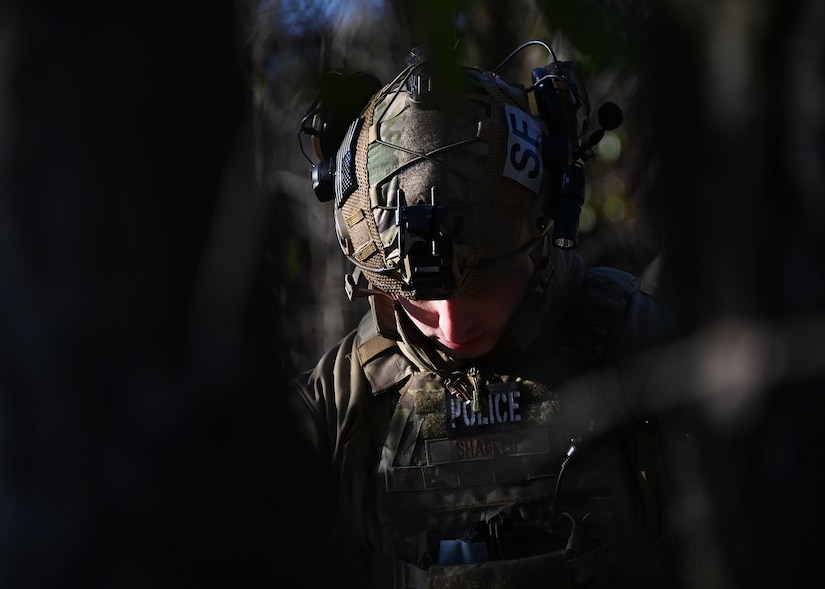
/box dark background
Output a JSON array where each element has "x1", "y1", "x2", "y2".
[
  {"x1": 1, "y1": 1, "x2": 284, "y2": 585},
  {"x1": 2, "y1": 0, "x2": 823, "y2": 587}
]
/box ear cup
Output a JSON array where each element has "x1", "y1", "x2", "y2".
[
  {"x1": 531, "y1": 62, "x2": 588, "y2": 249},
  {"x1": 532, "y1": 65, "x2": 570, "y2": 170},
  {"x1": 311, "y1": 70, "x2": 382, "y2": 161},
  {"x1": 532, "y1": 65, "x2": 565, "y2": 136}
]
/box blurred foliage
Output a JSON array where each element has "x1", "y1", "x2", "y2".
[{"x1": 4, "y1": 1, "x2": 822, "y2": 585}]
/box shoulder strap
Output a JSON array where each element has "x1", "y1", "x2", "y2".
[
  {"x1": 354, "y1": 307, "x2": 414, "y2": 395},
  {"x1": 559, "y1": 265, "x2": 640, "y2": 365}
]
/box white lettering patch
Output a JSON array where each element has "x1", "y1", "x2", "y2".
[
  {"x1": 502, "y1": 104, "x2": 543, "y2": 194},
  {"x1": 446, "y1": 382, "x2": 524, "y2": 436}
]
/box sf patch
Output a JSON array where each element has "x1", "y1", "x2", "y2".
[{"x1": 503, "y1": 104, "x2": 543, "y2": 194}]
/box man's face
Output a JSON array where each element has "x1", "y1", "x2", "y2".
[{"x1": 396, "y1": 256, "x2": 534, "y2": 360}]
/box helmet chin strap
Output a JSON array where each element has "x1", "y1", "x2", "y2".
[
  {"x1": 391, "y1": 299, "x2": 486, "y2": 408},
  {"x1": 344, "y1": 268, "x2": 390, "y2": 301},
  {"x1": 531, "y1": 234, "x2": 555, "y2": 286},
  {"x1": 393, "y1": 302, "x2": 457, "y2": 373}
]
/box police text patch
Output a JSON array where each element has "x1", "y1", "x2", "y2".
[{"x1": 446, "y1": 381, "x2": 524, "y2": 437}]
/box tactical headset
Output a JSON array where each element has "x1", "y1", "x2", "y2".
[{"x1": 298, "y1": 40, "x2": 622, "y2": 300}]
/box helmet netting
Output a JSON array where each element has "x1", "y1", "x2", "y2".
[{"x1": 334, "y1": 66, "x2": 552, "y2": 299}]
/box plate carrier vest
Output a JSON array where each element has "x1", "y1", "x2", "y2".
[{"x1": 356, "y1": 268, "x2": 670, "y2": 589}]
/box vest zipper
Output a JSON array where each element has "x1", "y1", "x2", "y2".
[{"x1": 468, "y1": 366, "x2": 482, "y2": 412}]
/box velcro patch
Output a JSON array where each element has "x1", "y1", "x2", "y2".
[
  {"x1": 426, "y1": 428, "x2": 550, "y2": 464},
  {"x1": 502, "y1": 104, "x2": 543, "y2": 194},
  {"x1": 445, "y1": 381, "x2": 525, "y2": 437}
]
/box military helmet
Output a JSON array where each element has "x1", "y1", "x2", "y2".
[{"x1": 301, "y1": 42, "x2": 615, "y2": 300}]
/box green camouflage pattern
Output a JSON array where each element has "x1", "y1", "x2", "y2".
[{"x1": 375, "y1": 370, "x2": 619, "y2": 588}]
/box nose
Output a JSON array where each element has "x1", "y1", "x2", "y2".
[{"x1": 433, "y1": 297, "x2": 475, "y2": 344}]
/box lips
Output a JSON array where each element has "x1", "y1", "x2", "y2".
[{"x1": 438, "y1": 334, "x2": 482, "y2": 350}]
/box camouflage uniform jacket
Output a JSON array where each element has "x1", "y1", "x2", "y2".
[{"x1": 287, "y1": 252, "x2": 676, "y2": 589}]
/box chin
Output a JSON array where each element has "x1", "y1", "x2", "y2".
[{"x1": 440, "y1": 339, "x2": 495, "y2": 360}]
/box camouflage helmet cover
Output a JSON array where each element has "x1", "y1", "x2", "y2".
[{"x1": 332, "y1": 52, "x2": 553, "y2": 300}]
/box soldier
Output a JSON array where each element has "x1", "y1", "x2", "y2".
[{"x1": 286, "y1": 41, "x2": 680, "y2": 589}]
